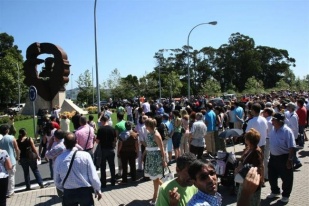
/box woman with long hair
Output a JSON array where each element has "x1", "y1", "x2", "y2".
[
  {"x1": 144, "y1": 118, "x2": 167, "y2": 205},
  {"x1": 171, "y1": 110, "x2": 182, "y2": 160},
  {"x1": 235, "y1": 128, "x2": 264, "y2": 206},
  {"x1": 17, "y1": 128, "x2": 44, "y2": 190}
]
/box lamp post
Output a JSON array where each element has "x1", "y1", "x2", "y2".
[
  {"x1": 94, "y1": 0, "x2": 100, "y2": 113},
  {"x1": 159, "y1": 66, "x2": 162, "y2": 103},
  {"x1": 16, "y1": 63, "x2": 20, "y2": 109},
  {"x1": 187, "y1": 21, "x2": 217, "y2": 100},
  {"x1": 70, "y1": 73, "x2": 73, "y2": 99}
]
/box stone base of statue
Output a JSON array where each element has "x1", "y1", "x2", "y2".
[{"x1": 22, "y1": 91, "x2": 87, "y2": 115}]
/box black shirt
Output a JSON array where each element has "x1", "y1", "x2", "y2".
[{"x1": 97, "y1": 125, "x2": 116, "y2": 149}]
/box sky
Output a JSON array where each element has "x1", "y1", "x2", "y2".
[{"x1": 1, "y1": 0, "x2": 309, "y2": 90}]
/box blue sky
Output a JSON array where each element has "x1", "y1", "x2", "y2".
[{"x1": 1, "y1": 0, "x2": 308, "y2": 90}]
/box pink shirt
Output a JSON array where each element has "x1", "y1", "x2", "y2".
[{"x1": 75, "y1": 124, "x2": 95, "y2": 150}]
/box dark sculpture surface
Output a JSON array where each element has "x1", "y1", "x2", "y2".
[{"x1": 23, "y1": 42, "x2": 71, "y2": 101}]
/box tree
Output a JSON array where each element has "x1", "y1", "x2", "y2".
[
  {"x1": 76, "y1": 69, "x2": 92, "y2": 106},
  {"x1": 0, "y1": 33, "x2": 24, "y2": 104},
  {"x1": 243, "y1": 76, "x2": 265, "y2": 94},
  {"x1": 200, "y1": 79, "x2": 221, "y2": 97}
]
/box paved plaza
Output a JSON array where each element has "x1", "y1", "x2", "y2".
[{"x1": 7, "y1": 130, "x2": 309, "y2": 206}]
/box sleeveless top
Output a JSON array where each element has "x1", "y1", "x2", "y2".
[
  {"x1": 146, "y1": 132, "x2": 158, "y2": 148},
  {"x1": 17, "y1": 138, "x2": 31, "y2": 159}
]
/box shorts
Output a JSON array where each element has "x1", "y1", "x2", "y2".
[{"x1": 172, "y1": 132, "x2": 182, "y2": 149}]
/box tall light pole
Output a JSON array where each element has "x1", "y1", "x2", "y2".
[
  {"x1": 94, "y1": 0, "x2": 100, "y2": 113},
  {"x1": 16, "y1": 63, "x2": 20, "y2": 109},
  {"x1": 187, "y1": 21, "x2": 217, "y2": 100},
  {"x1": 71, "y1": 73, "x2": 73, "y2": 99},
  {"x1": 92, "y1": 66, "x2": 94, "y2": 106},
  {"x1": 159, "y1": 66, "x2": 162, "y2": 103}
]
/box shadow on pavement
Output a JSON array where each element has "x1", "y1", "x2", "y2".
[
  {"x1": 34, "y1": 195, "x2": 62, "y2": 206},
  {"x1": 125, "y1": 199, "x2": 152, "y2": 206},
  {"x1": 298, "y1": 150, "x2": 309, "y2": 158},
  {"x1": 261, "y1": 197, "x2": 288, "y2": 206},
  {"x1": 15, "y1": 177, "x2": 52, "y2": 187}
]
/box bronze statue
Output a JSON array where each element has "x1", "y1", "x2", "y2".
[{"x1": 23, "y1": 42, "x2": 70, "y2": 101}]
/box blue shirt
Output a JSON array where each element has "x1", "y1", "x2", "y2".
[
  {"x1": 205, "y1": 110, "x2": 216, "y2": 132},
  {"x1": 54, "y1": 148, "x2": 101, "y2": 193},
  {"x1": 187, "y1": 190, "x2": 222, "y2": 206},
  {"x1": 269, "y1": 124, "x2": 296, "y2": 156},
  {"x1": 235, "y1": 106, "x2": 244, "y2": 122},
  {"x1": 0, "y1": 134, "x2": 16, "y2": 166}
]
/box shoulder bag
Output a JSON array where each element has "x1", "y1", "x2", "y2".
[{"x1": 56, "y1": 150, "x2": 78, "y2": 197}]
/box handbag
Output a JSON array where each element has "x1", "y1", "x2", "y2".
[
  {"x1": 161, "y1": 166, "x2": 174, "y2": 183},
  {"x1": 26, "y1": 138, "x2": 38, "y2": 161},
  {"x1": 57, "y1": 150, "x2": 78, "y2": 197}
]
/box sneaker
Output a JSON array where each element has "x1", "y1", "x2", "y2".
[
  {"x1": 149, "y1": 200, "x2": 156, "y2": 205},
  {"x1": 6, "y1": 192, "x2": 15, "y2": 198},
  {"x1": 294, "y1": 163, "x2": 302, "y2": 170},
  {"x1": 280, "y1": 197, "x2": 289, "y2": 203},
  {"x1": 267, "y1": 193, "x2": 280, "y2": 199},
  {"x1": 40, "y1": 184, "x2": 45, "y2": 189}
]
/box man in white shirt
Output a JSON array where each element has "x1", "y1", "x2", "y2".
[
  {"x1": 262, "y1": 108, "x2": 273, "y2": 181},
  {"x1": 246, "y1": 103, "x2": 268, "y2": 150},
  {"x1": 142, "y1": 99, "x2": 151, "y2": 114},
  {"x1": 246, "y1": 103, "x2": 268, "y2": 183},
  {"x1": 285, "y1": 102, "x2": 302, "y2": 170},
  {"x1": 54, "y1": 132, "x2": 102, "y2": 205}
]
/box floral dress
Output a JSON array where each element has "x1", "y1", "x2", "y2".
[{"x1": 144, "y1": 131, "x2": 163, "y2": 180}]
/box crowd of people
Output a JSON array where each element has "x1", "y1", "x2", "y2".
[{"x1": 0, "y1": 89, "x2": 308, "y2": 206}]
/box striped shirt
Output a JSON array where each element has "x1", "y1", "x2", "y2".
[{"x1": 54, "y1": 148, "x2": 101, "y2": 193}]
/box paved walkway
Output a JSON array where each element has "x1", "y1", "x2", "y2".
[{"x1": 7, "y1": 130, "x2": 309, "y2": 206}]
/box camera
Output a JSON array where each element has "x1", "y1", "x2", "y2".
[{"x1": 234, "y1": 163, "x2": 253, "y2": 184}]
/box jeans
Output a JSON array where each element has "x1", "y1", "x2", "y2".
[
  {"x1": 268, "y1": 154, "x2": 293, "y2": 198},
  {"x1": 20, "y1": 158, "x2": 43, "y2": 189},
  {"x1": 6, "y1": 164, "x2": 16, "y2": 196},
  {"x1": 49, "y1": 160, "x2": 53, "y2": 179},
  {"x1": 190, "y1": 145, "x2": 204, "y2": 159},
  {"x1": 63, "y1": 187, "x2": 94, "y2": 206},
  {"x1": 100, "y1": 149, "x2": 116, "y2": 185},
  {"x1": 0, "y1": 177, "x2": 8, "y2": 206},
  {"x1": 264, "y1": 139, "x2": 270, "y2": 179},
  {"x1": 120, "y1": 151, "x2": 137, "y2": 182},
  {"x1": 298, "y1": 125, "x2": 305, "y2": 147}
]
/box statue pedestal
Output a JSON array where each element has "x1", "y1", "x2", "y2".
[{"x1": 22, "y1": 91, "x2": 66, "y2": 115}]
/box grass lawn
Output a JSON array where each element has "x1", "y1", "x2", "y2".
[{"x1": 13, "y1": 112, "x2": 121, "y2": 139}]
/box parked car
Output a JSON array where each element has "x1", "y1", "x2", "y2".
[
  {"x1": 8, "y1": 103, "x2": 26, "y2": 113},
  {"x1": 209, "y1": 98, "x2": 225, "y2": 107}
]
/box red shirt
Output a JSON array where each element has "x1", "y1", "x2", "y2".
[
  {"x1": 51, "y1": 121, "x2": 60, "y2": 129},
  {"x1": 296, "y1": 106, "x2": 307, "y2": 126}
]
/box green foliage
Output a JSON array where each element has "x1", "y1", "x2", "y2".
[
  {"x1": 244, "y1": 76, "x2": 265, "y2": 94},
  {"x1": 0, "y1": 33, "x2": 25, "y2": 104},
  {"x1": 200, "y1": 79, "x2": 221, "y2": 96}
]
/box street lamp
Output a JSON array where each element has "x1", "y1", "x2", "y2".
[
  {"x1": 94, "y1": 0, "x2": 100, "y2": 113},
  {"x1": 159, "y1": 66, "x2": 162, "y2": 103},
  {"x1": 70, "y1": 73, "x2": 73, "y2": 99},
  {"x1": 187, "y1": 21, "x2": 217, "y2": 100},
  {"x1": 16, "y1": 63, "x2": 20, "y2": 109}
]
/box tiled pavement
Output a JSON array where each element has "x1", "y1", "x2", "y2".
[{"x1": 7, "y1": 130, "x2": 309, "y2": 206}]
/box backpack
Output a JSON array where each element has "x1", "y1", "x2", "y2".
[{"x1": 158, "y1": 123, "x2": 169, "y2": 141}]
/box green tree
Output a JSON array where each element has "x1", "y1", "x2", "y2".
[
  {"x1": 76, "y1": 69, "x2": 92, "y2": 106},
  {"x1": 0, "y1": 33, "x2": 24, "y2": 104},
  {"x1": 243, "y1": 76, "x2": 265, "y2": 94},
  {"x1": 200, "y1": 79, "x2": 221, "y2": 97}
]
